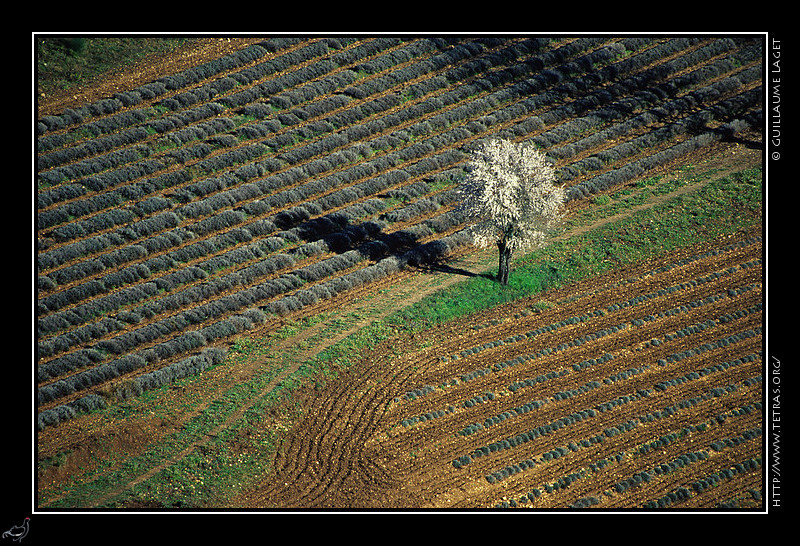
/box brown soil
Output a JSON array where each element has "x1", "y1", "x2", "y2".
[{"x1": 231, "y1": 220, "x2": 763, "y2": 509}]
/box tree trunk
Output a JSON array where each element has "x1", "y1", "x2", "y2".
[{"x1": 497, "y1": 239, "x2": 512, "y2": 285}]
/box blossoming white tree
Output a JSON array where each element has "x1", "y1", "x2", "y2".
[{"x1": 457, "y1": 138, "x2": 566, "y2": 285}]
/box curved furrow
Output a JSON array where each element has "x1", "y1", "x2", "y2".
[{"x1": 244, "y1": 353, "x2": 412, "y2": 507}]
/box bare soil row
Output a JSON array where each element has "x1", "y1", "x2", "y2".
[{"x1": 233, "y1": 229, "x2": 763, "y2": 509}]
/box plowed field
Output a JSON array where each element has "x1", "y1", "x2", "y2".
[
  {"x1": 234, "y1": 226, "x2": 763, "y2": 509},
  {"x1": 35, "y1": 34, "x2": 767, "y2": 512}
]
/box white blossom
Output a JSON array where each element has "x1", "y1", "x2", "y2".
[{"x1": 456, "y1": 138, "x2": 566, "y2": 283}]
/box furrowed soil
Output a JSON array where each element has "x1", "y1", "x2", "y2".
[{"x1": 232, "y1": 174, "x2": 763, "y2": 509}]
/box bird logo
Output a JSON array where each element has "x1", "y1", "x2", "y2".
[{"x1": 2, "y1": 518, "x2": 29, "y2": 542}]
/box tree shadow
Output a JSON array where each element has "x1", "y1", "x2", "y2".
[
  {"x1": 413, "y1": 260, "x2": 496, "y2": 281},
  {"x1": 719, "y1": 132, "x2": 763, "y2": 151},
  {"x1": 276, "y1": 205, "x2": 501, "y2": 286},
  {"x1": 685, "y1": 119, "x2": 763, "y2": 151}
]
